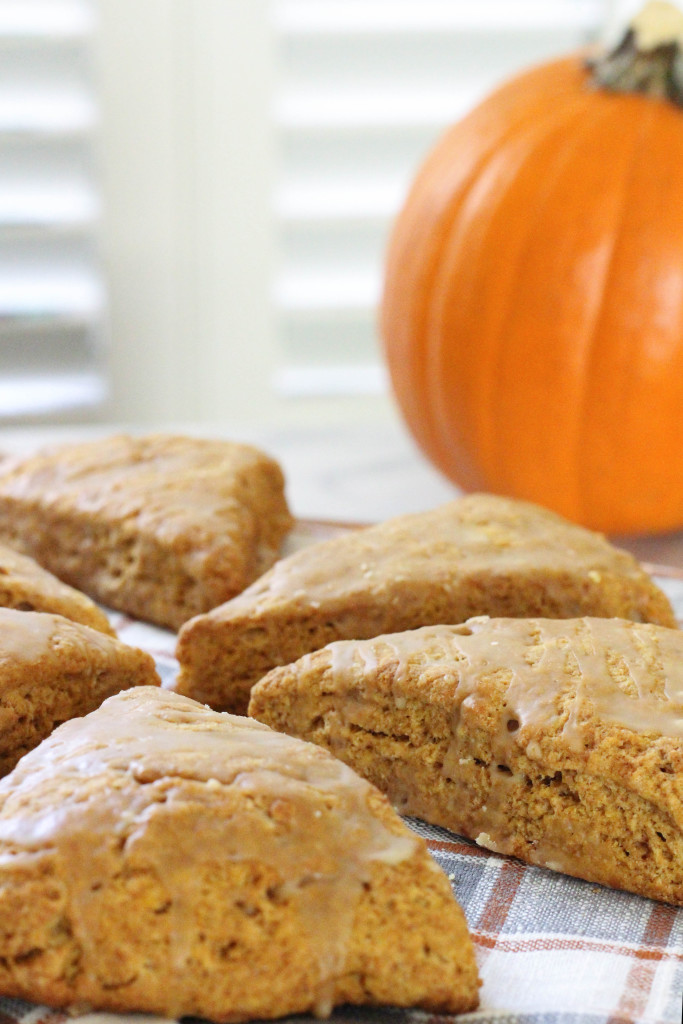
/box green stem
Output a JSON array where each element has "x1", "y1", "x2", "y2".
[{"x1": 588, "y1": 1, "x2": 683, "y2": 107}]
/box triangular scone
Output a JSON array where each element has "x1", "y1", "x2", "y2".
[
  {"x1": 0, "y1": 542, "x2": 114, "y2": 634},
  {"x1": 0, "y1": 688, "x2": 479, "y2": 1021},
  {"x1": 174, "y1": 493, "x2": 675, "y2": 713},
  {"x1": 0, "y1": 433, "x2": 293, "y2": 630},
  {"x1": 0, "y1": 607, "x2": 160, "y2": 776},
  {"x1": 251, "y1": 615, "x2": 683, "y2": 905}
]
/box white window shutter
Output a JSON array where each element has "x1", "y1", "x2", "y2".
[
  {"x1": 0, "y1": 0, "x2": 105, "y2": 420},
  {"x1": 271, "y1": 0, "x2": 610, "y2": 399}
]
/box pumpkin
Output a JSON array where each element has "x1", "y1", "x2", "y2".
[{"x1": 381, "y1": 2, "x2": 683, "y2": 536}]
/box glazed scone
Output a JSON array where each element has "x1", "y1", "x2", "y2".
[
  {"x1": 175, "y1": 493, "x2": 675, "y2": 713},
  {"x1": 0, "y1": 433, "x2": 293, "y2": 630},
  {"x1": 0, "y1": 607, "x2": 160, "y2": 776},
  {"x1": 250, "y1": 615, "x2": 683, "y2": 905},
  {"x1": 0, "y1": 542, "x2": 114, "y2": 635},
  {"x1": 0, "y1": 687, "x2": 479, "y2": 1021}
]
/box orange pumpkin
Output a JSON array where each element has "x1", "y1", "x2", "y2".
[{"x1": 381, "y1": 6, "x2": 683, "y2": 535}]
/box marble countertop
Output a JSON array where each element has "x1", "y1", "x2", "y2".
[{"x1": 1, "y1": 417, "x2": 682, "y2": 570}]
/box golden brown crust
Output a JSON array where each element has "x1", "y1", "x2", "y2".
[
  {"x1": 250, "y1": 615, "x2": 683, "y2": 905},
  {"x1": 0, "y1": 607, "x2": 160, "y2": 776},
  {"x1": 0, "y1": 434, "x2": 294, "y2": 630},
  {"x1": 175, "y1": 493, "x2": 675, "y2": 713},
  {"x1": 0, "y1": 542, "x2": 114, "y2": 634},
  {"x1": 0, "y1": 687, "x2": 479, "y2": 1019}
]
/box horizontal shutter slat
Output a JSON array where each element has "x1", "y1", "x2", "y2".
[{"x1": 274, "y1": 0, "x2": 601, "y2": 35}]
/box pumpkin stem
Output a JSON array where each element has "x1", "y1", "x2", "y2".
[{"x1": 588, "y1": 1, "x2": 683, "y2": 106}]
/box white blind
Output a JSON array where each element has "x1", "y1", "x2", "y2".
[
  {"x1": 271, "y1": 0, "x2": 610, "y2": 399},
  {"x1": 0, "y1": 0, "x2": 105, "y2": 420}
]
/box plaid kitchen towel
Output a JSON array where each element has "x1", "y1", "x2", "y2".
[{"x1": 1, "y1": 572, "x2": 683, "y2": 1024}]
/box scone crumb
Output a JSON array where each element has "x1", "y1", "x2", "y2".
[{"x1": 475, "y1": 833, "x2": 501, "y2": 852}]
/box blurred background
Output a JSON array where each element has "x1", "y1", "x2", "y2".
[{"x1": 0, "y1": 0, "x2": 642, "y2": 432}]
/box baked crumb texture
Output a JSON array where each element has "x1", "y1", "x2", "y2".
[
  {"x1": 175, "y1": 492, "x2": 675, "y2": 713},
  {"x1": 0, "y1": 542, "x2": 114, "y2": 635},
  {"x1": 251, "y1": 615, "x2": 683, "y2": 905},
  {"x1": 0, "y1": 688, "x2": 479, "y2": 1021},
  {"x1": 0, "y1": 434, "x2": 294, "y2": 630},
  {"x1": 0, "y1": 607, "x2": 160, "y2": 776}
]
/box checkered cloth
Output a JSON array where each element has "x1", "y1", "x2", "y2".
[{"x1": 2, "y1": 573, "x2": 683, "y2": 1024}]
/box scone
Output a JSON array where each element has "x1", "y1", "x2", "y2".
[
  {"x1": 0, "y1": 687, "x2": 480, "y2": 1021},
  {"x1": 0, "y1": 542, "x2": 114, "y2": 634},
  {"x1": 0, "y1": 433, "x2": 293, "y2": 630},
  {"x1": 175, "y1": 492, "x2": 675, "y2": 713},
  {"x1": 250, "y1": 615, "x2": 683, "y2": 905},
  {"x1": 0, "y1": 607, "x2": 160, "y2": 776}
]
